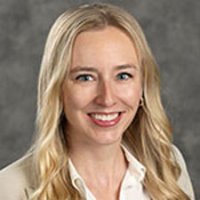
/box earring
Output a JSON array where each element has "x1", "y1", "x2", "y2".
[{"x1": 139, "y1": 97, "x2": 144, "y2": 107}]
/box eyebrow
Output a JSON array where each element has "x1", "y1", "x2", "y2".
[
  {"x1": 114, "y1": 64, "x2": 138, "y2": 71},
  {"x1": 70, "y1": 66, "x2": 98, "y2": 74},
  {"x1": 69, "y1": 64, "x2": 138, "y2": 74}
]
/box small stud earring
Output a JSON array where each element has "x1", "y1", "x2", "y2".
[{"x1": 139, "y1": 97, "x2": 144, "y2": 107}]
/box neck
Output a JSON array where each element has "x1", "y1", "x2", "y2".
[{"x1": 69, "y1": 140, "x2": 127, "y2": 187}]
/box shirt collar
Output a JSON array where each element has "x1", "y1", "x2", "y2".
[
  {"x1": 68, "y1": 159, "x2": 87, "y2": 194},
  {"x1": 68, "y1": 158, "x2": 96, "y2": 199},
  {"x1": 68, "y1": 145, "x2": 146, "y2": 196},
  {"x1": 121, "y1": 144, "x2": 146, "y2": 182}
]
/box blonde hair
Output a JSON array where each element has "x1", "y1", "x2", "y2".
[{"x1": 31, "y1": 3, "x2": 190, "y2": 200}]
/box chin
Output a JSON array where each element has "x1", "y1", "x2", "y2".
[{"x1": 89, "y1": 130, "x2": 123, "y2": 146}]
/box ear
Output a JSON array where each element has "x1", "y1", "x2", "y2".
[
  {"x1": 139, "y1": 87, "x2": 144, "y2": 107},
  {"x1": 139, "y1": 86, "x2": 144, "y2": 99},
  {"x1": 60, "y1": 83, "x2": 65, "y2": 104}
]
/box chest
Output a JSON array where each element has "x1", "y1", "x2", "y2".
[{"x1": 79, "y1": 170, "x2": 150, "y2": 200}]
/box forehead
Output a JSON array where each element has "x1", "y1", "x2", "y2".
[
  {"x1": 73, "y1": 26, "x2": 134, "y2": 50},
  {"x1": 71, "y1": 26, "x2": 139, "y2": 69}
]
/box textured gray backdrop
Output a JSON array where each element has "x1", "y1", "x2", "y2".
[{"x1": 0, "y1": 0, "x2": 199, "y2": 198}]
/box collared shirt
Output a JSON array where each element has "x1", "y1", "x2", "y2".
[{"x1": 68, "y1": 145, "x2": 150, "y2": 200}]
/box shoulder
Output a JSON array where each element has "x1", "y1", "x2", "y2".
[
  {"x1": 0, "y1": 154, "x2": 36, "y2": 200},
  {"x1": 172, "y1": 145, "x2": 195, "y2": 200}
]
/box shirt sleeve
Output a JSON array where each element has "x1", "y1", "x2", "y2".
[{"x1": 173, "y1": 145, "x2": 195, "y2": 200}]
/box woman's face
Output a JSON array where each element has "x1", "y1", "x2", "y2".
[{"x1": 62, "y1": 26, "x2": 142, "y2": 146}]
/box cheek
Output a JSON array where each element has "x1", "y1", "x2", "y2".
[
  {"x1": 125, "y1": 91, "x2": 141, "y2": 108},
  {"x1": 62, "y1": 85, "x2": 95, "y2": 111},
  {"x1": 115, "y1": 83, "x2": 142, "y2": 106}
]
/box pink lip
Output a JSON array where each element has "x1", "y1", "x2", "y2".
[{"x1": 88, "y1": 112, "x2": 123, "y2": 128}]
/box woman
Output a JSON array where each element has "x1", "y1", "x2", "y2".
[{"x1": 0, "y1": 3, "x2": 195, "y2": 200}]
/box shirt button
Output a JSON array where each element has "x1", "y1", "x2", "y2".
[{"x1": 126, "y1": 185, "x2": 133, "y2": 189}]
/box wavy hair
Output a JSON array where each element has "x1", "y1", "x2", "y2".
[{"x1": 30, "y1": 3, "x2": 190, "y2": 200}]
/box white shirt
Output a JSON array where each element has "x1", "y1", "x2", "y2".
[{"x1": 68, "y1": 145, "x2": 150, "y2": 200}]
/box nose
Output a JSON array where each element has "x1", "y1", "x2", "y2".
[{"x1": 94, "y1": 80, "x2": 116, "y2": 107}]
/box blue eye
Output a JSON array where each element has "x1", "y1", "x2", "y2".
[
  {"x1": 75, "y1": 74, "x2": 94, "y2": 81},
  {"x1": 117, "y1": 72, "x2": 133, "y2": 80}
]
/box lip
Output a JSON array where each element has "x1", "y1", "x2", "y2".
[{"x1": 87, "y1": 112, "x2": 123, "y2": 127}]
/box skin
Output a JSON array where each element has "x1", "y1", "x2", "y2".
[{"x1": 62, "y1": 26, "x2": 142, "y2": 200}]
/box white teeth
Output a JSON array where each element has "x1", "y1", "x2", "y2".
[{"x1": 91, "y1": 113, "x2": 119, "y2": 121}]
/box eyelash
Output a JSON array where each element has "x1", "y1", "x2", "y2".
[
  {"x1": 116, "y1": 72, "x2": 133, "y2": 80},
  {"x1": 75, "y1": 74, "x2": 94, "y2": 81}
]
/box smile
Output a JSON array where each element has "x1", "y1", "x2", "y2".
[{"x1": 88, "y1": 112, "x2": 122, "y2": 127}]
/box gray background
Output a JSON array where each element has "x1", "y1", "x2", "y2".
[{"x1": 0, "y1": 0, "x2": 199, "y2": 198}]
